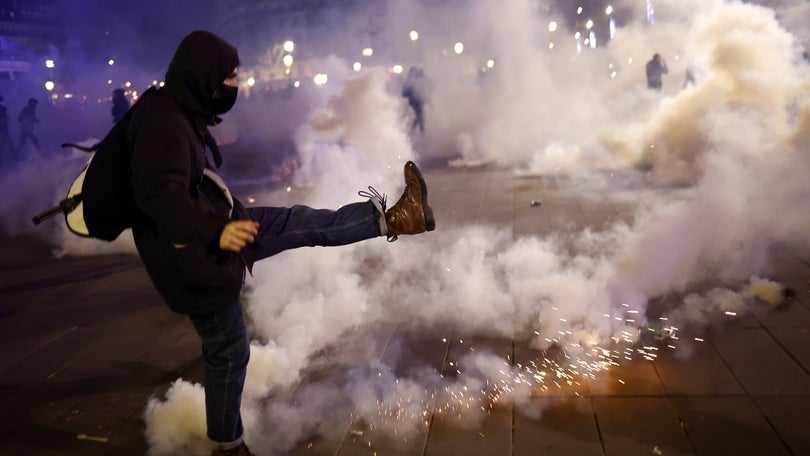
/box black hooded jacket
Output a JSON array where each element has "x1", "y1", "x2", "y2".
[{"x1": 128, "y1": 31, "x2": 250, "y2": 316}]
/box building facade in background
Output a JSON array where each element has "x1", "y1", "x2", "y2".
[
  {"x1": 0, "y1": 0, "x2": 62, "y2": 80},
  {"x1": 213, "y1": 0, "x2": 383, "y2": 61}
]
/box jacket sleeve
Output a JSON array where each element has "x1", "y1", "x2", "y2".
[{"x1": 130, "y1": 111, "x2": 229, "y2": 253}]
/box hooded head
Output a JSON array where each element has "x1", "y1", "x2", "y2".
[{"x1": 165, "y1": 31, "x2": 240, "y2": 116}]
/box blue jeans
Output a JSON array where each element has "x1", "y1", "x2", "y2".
[
  {"x1": 189, "y1": 301, "x2": 250, "y2": 446},
  {"x1": 243, "y1": 202, "x2": 383, "y2": 264},
  {"x1": 190, "y1": 201, "x2": 382, "y2": 445}
]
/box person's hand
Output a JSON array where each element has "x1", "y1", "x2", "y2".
[{"x1": 219, "y1": 220, "x2": 259, "y2": 253}]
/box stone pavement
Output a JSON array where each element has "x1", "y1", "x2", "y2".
[{"x1": 1, "y1": 163, "x2": 809, "y2": 455}]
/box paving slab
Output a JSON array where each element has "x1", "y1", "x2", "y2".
[
  {"x1": 337, "y1": 327, "x2": 449, "y2": 456},
  {"x1": 766, "y1": 247, "x2": 810, "y2": 280},
  {"x1": 753, "y1": 394, "x2": 810, "y2": 456},
  {"x1": 750, "y1": 298, "x2": 810, "y2": 329},
  {"x1": 513, "y1": 397, "x2": 602, "y2": 456},
  {"x1": 652, "y1": 338, "x2": 745, "y2": 396},
  {"x1": 673, "y1": 396, "x2": 789, "y2": 455},
  {"x1": 766, "y1": 326, "x2": 810, "y2": 374},
  {"x1": 587, "y1": 357, "x2": 667, "y2": 397},
  {"x1": 592, "y1": 397, "x2": 693, "y2": 456},
  {"x1": 709, "y1": 327, "x2": 810, "y2": 394},
  {"x1": 424, "y1": 408, "x2": 511, "y2": 456},
  {"x1": 423, "y1": 337, "x2": 512, "y2": 456}
]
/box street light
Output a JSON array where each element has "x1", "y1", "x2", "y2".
[
  {"x1": 549, "y1": 21, "x2": 558, "y2": 32},
  {"x1": 362, "y1": 47, "x2": 373, "y2": 57},
  {"x1": 45, "y1": 81, "x2": 54, "y2": 91},
  {"x1": 353, "y1": 62, "x2": 362, "y2": 72},
  {"x1": 283, "y1": 54, "x2": 293, "y2": 67},
  {"x1": 313, "y1": 73, "x2": 328, "y2": 86},
  {"x1": 283, "y1": 40, "x2": 294, "y2": 53},
  {"x1": 108, "y1": 59, "x2": 115, "y2": 66},
  {"x1": 247, "y1": 77, "x2": 255, "y2": 87},
  {"x1": 605, "y1": 5, "x2": 613, "y2": 15},
  {"x1": 454, "y1": 42, "x2": 464, "y2": 54},
  {"x1": 45, "y1": 59, "x2": 54, "y2": 68},
  {"x1": 409, "y1": 30, "x2": 419, "y2": 41}
]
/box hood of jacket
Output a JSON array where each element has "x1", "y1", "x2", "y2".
[{"x1": 164, "y1": 31, "x2": 239, "y2": 117}]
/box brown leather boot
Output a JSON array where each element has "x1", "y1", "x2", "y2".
[{"x1": 384, "y1": 161, "x2": 435, "y2": 240}]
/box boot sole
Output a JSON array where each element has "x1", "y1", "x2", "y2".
[{"x1": 407, "y1": 161, "x2": 436, "y2": 231}]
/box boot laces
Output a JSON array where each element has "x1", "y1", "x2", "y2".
[
  {"x1": 358, "y1": 186, "x2": 400, "y2": 242},
  {"x1": 358, "y1": 186, "x2": 387, "y2": 211}
]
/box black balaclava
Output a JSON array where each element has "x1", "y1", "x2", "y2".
[{"x1": 165, "y1": 31, "x2": 240, "y2": 117}]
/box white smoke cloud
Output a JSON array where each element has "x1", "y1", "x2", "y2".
[
  {"x1": 292, "y1": 67, "x2": 414, "y2": 207},
  {"x1": 15, "y1": 1, "x2": 799, "y2": 454},
  {"x1": 143, "y1": 379, "x2": 209, "y2": 456}
]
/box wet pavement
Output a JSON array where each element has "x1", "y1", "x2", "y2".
[{"x1": 1, "y1": 163, "x2": 809, "y2": 455}]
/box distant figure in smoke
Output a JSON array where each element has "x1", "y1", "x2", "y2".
[
  {"x1": 683, "y1": 65, "x2": 696, "y2": 88},
  {"x1": 111, "y1": 88, "x2": 130, "y2": 124},
  {"x1": 17, "y1": 97, "x2": 40, "y2": 151},
  {"x1": 402, "y1": 66, "x2": 429, "y2": 133},
  {"x1": 645, "y1": 53, "x2": 668, "y2": 92},
  {"x1": 0, "y1": 95, "x2": 13, "y2": 162},
  {"x1": 127, "y1": 31, "x2": 435, "y2": 456}
]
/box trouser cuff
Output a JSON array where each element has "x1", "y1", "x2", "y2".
[
  {"x1": 368, "y1": 198, "x2": 387, "y2": 236},
  {"x1": 216, "y1": 435, "x2": 244, "y2": 450}
]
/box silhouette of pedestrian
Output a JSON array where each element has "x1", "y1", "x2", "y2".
[
  {"x1": 17, "y1": 97, "x2": 40, "y2": 152},
  {"x1": 645, "y1": 54, "x2": 668, "y2": 92},
  {"x1": 402, "y1": 67, "x2": 429, "y2": 133},
  {"x1": 683, "y1": 69, "x2": 695, "y2": 87},
  {"x1": 0, "y1": 95, "x2": 13, "y2": 162},
  {"x1": 111, "y1": 88, "x2": 130, "y2": 124}
]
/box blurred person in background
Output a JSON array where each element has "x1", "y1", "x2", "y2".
[
  {"x1": 645, "y1": 53, "x2": 668, "y2": 92},
  {"x1": 17, "y1": 97, "x2": 40, "y2": 152},
  {"x1": 111, "y1": 88, "x2": 130, "y2": 124},
  {"x1": 0, "y1": 95, "x2": 13, "y2": 162},
  {"x1": 402, "y1": 66, "x2": 430, "y2": 133}
]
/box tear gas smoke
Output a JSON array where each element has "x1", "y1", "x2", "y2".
[
  {"x1": 142, "y1": 0, "x2": 810, "y2": 446},
  {"x1": 1, "y1": 0, "x2": 804, "y2": 454}
]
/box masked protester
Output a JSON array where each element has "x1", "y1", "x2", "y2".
[{"x1": 128, "y1": 31, "x2": 435, "y2": 456}]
